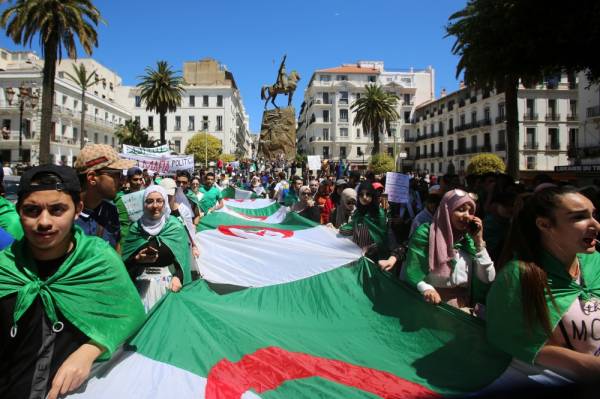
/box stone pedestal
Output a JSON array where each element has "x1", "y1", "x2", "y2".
[{"x1": 258, "y1": 107, "x2": 296, "y2": 160}]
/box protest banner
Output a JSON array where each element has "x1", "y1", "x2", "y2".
[
  {"x1": 384, "y1": 172, "x2": 410, "y2": 203},
  {"x1": 122, "y1": 144, "x2": 170, "y2": 155},
  {"x1": 120, "y1": 153, "x2": 194, "y2": 174},
  {"x1": 307, "y1": 155, "x2": 321, "y2": 171},
  {"x1": 120, "y1": 190, "x2": 145, "y2": 223}
]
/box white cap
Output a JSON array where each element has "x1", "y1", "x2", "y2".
[{"x1": 428, "y1": 184, "x2": 441, "y2": 194}]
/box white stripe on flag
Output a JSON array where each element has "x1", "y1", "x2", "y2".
[{"x1": 223, "y1": 198, "x2": 276, "y2": 209}]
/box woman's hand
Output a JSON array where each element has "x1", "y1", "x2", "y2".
[
  {"x1": 47, "y1": 343, "x2": 104, "y2": 399},
  {"x1": 134, "y1": 247, "x2": 158, "y2": 264},
  {"x1": 170, "y1": 277, "x2": 182, "y2": 292},
  {"x1": 192, "y1": 246, "x2": 200, "y2": 258},
  {"x1": 469, "y1": 216, "x2": 485, "y2": 247},
  {"x1": 378, "y1": 256, "x2": 397, "y2": 272},
  {"x1": 306, "y1": 199, "x2": 315, "y2": 207},
  {"x1": 423, "y1": 289, "x2": 442, "y2": 304}
]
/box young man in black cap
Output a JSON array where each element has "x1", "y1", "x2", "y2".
[{"x1": 0, "y1": 164, "x2": 144, "y2": 399}]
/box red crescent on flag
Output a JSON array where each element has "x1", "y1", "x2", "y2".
[
  {"x1": 205, "y1": 346, "x2": 440, "y2": 399},
  {"x1": 217, "y1": 225, "x2": 294, "y2": 239}
]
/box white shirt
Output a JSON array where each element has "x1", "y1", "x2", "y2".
[
  {"x1": 416, "y1": 247, "x2": 495, "y2": 294},
  {"x1": 2, "y1": 166, "x2": 13, "y2": 176}
]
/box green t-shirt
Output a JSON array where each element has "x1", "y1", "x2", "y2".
[{"x1": 199, "y1": 185, "x2": 223, "y2": 213}]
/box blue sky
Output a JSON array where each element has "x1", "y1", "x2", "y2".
[{"x1": 0, "y1": 0, "x2": 467, "y2": 133}]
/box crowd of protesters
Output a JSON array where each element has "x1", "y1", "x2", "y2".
[{"x1": 2, "y1": 144, "x2": 600, "y2": 398}]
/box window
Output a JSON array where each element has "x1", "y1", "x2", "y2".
[
  {"x1": 175, "y1": 116, "x2": 181, "y2": 131},
  {"x1": 111, "y1": 137, "x2": 115, "y2": 147},
  {"x1": 340, "y1": 128, "x2": 348, "y2": 137},
  {"x1": 189, "y1": 95, "x2": 195, "y2": 107},
  {"x1": 188, "y1": 116, "x2": 195, "y2": 131},
  {"x1": 323, "y1": 92, "x2": 330, "y2": 104},
  {"x1": 135, "y1": 116, "x2": 140, "y2": 124},
  {"x1": 363, "y1": 128, "x2": 368, "y2": 137},
  {"x1": 484, "y1": 133, "x2": 491, "y2": 147},
  {"x1": 104, "y1": 112, "x2": 108, "y2": 120},
  {"x1": 438, "y1": 122, "x2": 443, "y2": 134},
  {"x1": 323, "y1": 128, "x2": 329, "y2": 140},
  {"x1": 471, "y1": 111, "x2": 477, "y2": 124},
  {"x1": 357, "y1": 146, "x2": 363, "y2": 156},
  {"x1": 148, "y1": 116, "x2": 154, "y2": 131},
  {"x1": 356, "y1": 128, "x2": 361, "y2": 138},
  {"x1": 320, "y1": 75, "x2": 331, "y2": 82},
  {"x1": 387, "y1": 147, "x2": 394, "y2": 157},
  {"x1": 355, "y1": 93, "x2": 361, "y2": 100},
  {"x1": 217, "y1": 95, "x2": 223, "y2": 107},
  {"x1": 460, "y1": 114, "x2": 465, "y2": 126},
  {"x1": 174, "y1": 140, "x2": 181, "y2": 153},
  {"x1": 339, "y1": 91, "x2": 348, "y2": 105},
  {"x1": 569, "y1": 128, "x2": 578, "y2": 147},
  {"x1": 62, "y1": 95, "x2": 67, "y2": 105},
  {"x1": 93, "y1": 132, "x2": 98, "y2": 143},
  {"x1": 526, "y1": 99, "x2": 535, "y2": 118},
  {"x1": 73, "y1": 127, "x2": 78, "y2": 141},
  {"x1": 322, "y1": 146, "x2": 330, "y2": 158},
  {"x1": 569, "y1": 100, "x2": 577, "y2": 118},
  {"x1": 367, "y1": 76, "x2": 376, "y2": 83},
  {"x1": 403, "y1": 93, "x2": 411, "y2": 105},
  {"x1": 202, "y1": 116, "x2": 209, "y2": 130},
  {"x1": 471, "y1": 135, "x2": 477, "y2": 150},
  {"x1": 336, "y1": 75, "x2": 348, "y2": 81},
  {"x1": 448, "y1": 118, "x2": 454, "y2": 131},
  {"x1": 498, "y1": 103, "x2": 505, "y2": 120},
  {"x1": 430, "y1": 143, "x2": 435, "y2": 154},
  {"x1": 339, "y1": 109, "x2": 348, "y2": 122},
  {"x1": 526, "y1": 127, "x2": 536, "y2": 148},
  {"x1": 2, "y1": 119, "x2": 11, "y2": 130},
  {"x1": 484, "y1": 107, "x2": 490, "y2": 122},
  {"x1": 526, "y1": 156, "x2": 536, "y2": 170},
  {"x1": 389, "y1": 128, "x2": 396, "y2": 138},
  {"x1": 203, "y1": 95, "x2": 209, "y2": 107},
  {"x1": 548, "y1": 128, "x2": 559, "y2": 150},
  {"x1": 548, "y1": 99, "x2": 557, "y2": 118},
  {"x1": 216, "y1": 115, "x2": 222, "y2": 131},
  {"x1": 404, "y1": 111, "x2": 410, "y2": 122},
  {"x1": 74, "y1": 100, "x2": 78, "y2": 110},
  {"x1": 340, "y1": 146, "x2": 347, "y2": 158},
  {"x1": 135, "y1": 96, "x2": 141, "y2": 107},
  {"x1": 438, "y1": 142, "x2": 443, "y2": 154},
  {"x1": 438, "y1": 162, "x2": 443, "y2": 173},
  {"x1": 498, "y1": 130, "x2": 506, "y2": 145},
  {"x1": 323, "y1": 110, "x2": 329, "y2": 123}
]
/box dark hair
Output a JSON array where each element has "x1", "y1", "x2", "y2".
[
  {"x1": 503, "y1": 185, "x2": 580, "y2": 335},
  {"x1": 425, "y1": 193, "x2": 442, "y2": 206},
  {"x1": 17, "y1": 172, "x2": 80, "y2": 209},
  {"x1": 176, "y1": 170, "x2": 191, "y2": 180},
  {"x1": 356, "y1": 181, "x2": 380, "y2": 218},
  {"x1": 205, "y1": 172, "x2": 215, "y2": 178}
]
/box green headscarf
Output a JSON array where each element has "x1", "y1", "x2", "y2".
[
  {"x1": 0, "y1": 226, "x2": 145, "y2": 359},
  {"x1": 121, "y1": 216, "x2": 192, "y2": 284},
  {"x1": 0, "y1": 196, "x2": 23, "y2": 240},
  {"x1": 487, "y1": 250, "x2": 600, "y2": 364}
]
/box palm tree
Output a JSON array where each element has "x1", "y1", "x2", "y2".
[
  {"x1": 114, "y1": 119, "x2": 157, "y2": 147},
  {"x1": 137, "y1": 61, "x2": 185, "y2": 145},
  {"x1": 351, "y1": 85, "x2": 399, "y2": 155},
  {"x1": 0, "y1": 0, "x2": 102, "y2": 164},
  {"x1": 63, "y1": 62, "x2": 97, "y2": 149}
]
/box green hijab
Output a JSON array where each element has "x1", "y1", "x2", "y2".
[
  {"x1": 487, "y1": 250, "x2": 600, "y2": 364},
  {"x1": 0, "y1": 226, "x2": 145, "y2": 359},
  {"x1": 122, "y1": 216, "x2": 192, "y2": 284},
  {"x1": 0, "y1": 196, "x2": 23, "y2": 240}
]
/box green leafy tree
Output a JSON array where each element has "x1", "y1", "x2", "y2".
[
  {"x1": 0, "y1": 0, "x2": 103, "y2": 164},
  {"x1": 114, "y1": 119, "x2": 157, "y2": 147},
  {"x1": 63, "y1": 62, "x2": 97, "y2": 149},
  {"x1": 351, "y1": 85, "x2": 399, "y2": 155},
  {"x1": 137, "y1": 61, "x2": 185, "y2": 145},
  {"x1": 446, "y1": 0, "x2": 600, "y2": 177},
  {"x1": 466, "y1": 153, "x2": 506, "y2": 176},
  {"x1": 219, "y1": 153, "x2": 236, "y2": 163},
  {"x1": 185, "y1": 132, "x2": 221, "y2": 167},
  {"x1": 369, "y1": 153, "x2": 395, "y2": 175}
]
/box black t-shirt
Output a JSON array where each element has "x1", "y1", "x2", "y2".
[{"x1": 0, "y1": 248, "x2": 89, "y2": 399}]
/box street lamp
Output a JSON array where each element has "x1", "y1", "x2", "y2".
[{"x1": 4, "y1": 85, "x2": 39, "y2": 163}]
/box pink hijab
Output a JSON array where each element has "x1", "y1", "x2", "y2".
[{"x1": 428, "y1": 189, "x2": 476, "y2": 277}]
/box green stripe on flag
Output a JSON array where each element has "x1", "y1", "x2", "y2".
[
  {"x1": 225, "y1": 202, "x2": 281, "y2": 217},
  {"x1": 129, "y1": 258, "x2": 510, "y2": 397}
]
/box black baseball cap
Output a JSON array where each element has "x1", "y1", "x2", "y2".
[{"x1": 18, "y1": 164, "x2": 81, "y2": 199}]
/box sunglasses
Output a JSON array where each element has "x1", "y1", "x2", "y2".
[
  {"x1": 454, "y1": 189, "x2": 478, "y2": 201},
  {"x1": 301, "y1": 192, "x2": 311, "y2": 196},
  {"x1": 359, "y1": 192, "x2": 373, "y2": 197}
]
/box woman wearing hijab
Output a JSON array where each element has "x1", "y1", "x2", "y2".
[
  {"x1": 122, "y1": 185, "x2": 192, "y2": 312},
  {"x1": 314, "y1": 181, "x2": 334, "y2": 224},
  {"x1": 250, "y1": 175, "x2": 266, "y2": 197},
  {"x1": 291, "y1": 185, "x2": 320, "y2": 223},
  {"x1": 339, "y1": 182, "x2": 388, "y2": 261},
  {"x1": 331, "y1": 188, "x2": 357, "y2": 228},
  {"x1": 403, "y1": 189, "x2": 495, "y2": 310}
]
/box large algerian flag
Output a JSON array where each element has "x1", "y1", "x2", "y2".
[
  {"x1": 71, "y1": 199, "x2": 562, "y2": 398},
  {"x1": 221, "y1": 186, "x2": 258, "y2": 199}
]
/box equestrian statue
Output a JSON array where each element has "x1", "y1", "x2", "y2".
[{"x1": 260, "y1": 55, "x2": 301, "y2": 109}]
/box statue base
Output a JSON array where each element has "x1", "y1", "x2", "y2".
[{"x1": 257, "y1": 107, "x2": 296, "y2": 160}]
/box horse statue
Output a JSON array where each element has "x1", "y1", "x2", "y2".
[{"x1": 260, "y1": 70, "x2": 301, "y2": 109}]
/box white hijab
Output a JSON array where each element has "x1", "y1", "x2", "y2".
[{"x1": 140, "y1": 185, "x2": 171, "y2": 236}]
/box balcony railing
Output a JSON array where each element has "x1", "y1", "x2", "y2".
[
  {"x1": 523, "y1": 113, "x2": 538, "y2": 121},
  {"x1": 447, "y1": 127, "x2": 454, "y2": 135},
  {"x1": 456, "y1": 147, "x2": 468, "y2": 155},
  {"x1": 447, "y1": 148, "x2": 455, "y2": 156},
  {"x1": 545, "y1": 113, "x2": 560, "y2": 121},
  {"x1": 567, "y1": 114, "x2": 578, "y2": 121},
  {"x1": 495, "y1": 116, "x2": 505, "y2": 124},
  {"x1": 482, "y1": 144, "x2": 492, "y2": 152},
  {"x1": 523, "y1": 142, "x2": 539, "y2": 150},
  {"x1": 546, "y1": 143, "x2": 561, "y2": 151},
  {"x1": 587, "y1": 106, "x2": 600, "y2": 118},
  {"x1": 480, "y1": 119, "x2": 492, "y2": 126},
  {"x1": 495, "y1": 143, "x2": 506, "y2": 151},
  {"x1": 436, "y1": 150, "x2": 444, "y2": 157}
]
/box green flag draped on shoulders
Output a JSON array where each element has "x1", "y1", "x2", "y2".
[
  {"x1": 340, "y1": 207, "x2": 388, "y2": 259},
  {"x1": 487, "y1": 251, "x2": 600, "y2": 364},
  {"x1": 122, "y1": 216, "x2": 192, "y2": 284},
  {"x1": 0, "y1": 196, "x2": 23, "y2": 241},
  {"x1": 0, "y1": 226, "x2": 145, "y2": 359}
]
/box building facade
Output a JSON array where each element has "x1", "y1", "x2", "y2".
[
  {"x1": 117, "y1": 58, "x2": 251, "y2": 158},
  {"x1": 296, "y1": 61, "x2": 435, "y2": 166},
  {"x1": 410, "y1": 75, "x2": 578, "y2": 175},
  {"x1": 566, "y1": 71, "x2": 600, "y2": 165},
  {"x1": 0, "y1": 48, "x2": 129, "y2": 166}
]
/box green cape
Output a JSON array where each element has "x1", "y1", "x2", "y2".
[
  {"x1": 185, "y1": 189, "x2": 201, "y2": 210},
  {"x1": 486, "y1": 251, "x2": 600, "y2": 364},
  {"x1": 404, "y1": 223, "x2": 489, "y2": 304},
  {"x1": 283, "y1": 190, "x2": 299, "y2": 207},
  {"x1": 122, "y1": 216, "x2": 192, "y2": 284},
  {"x1": 0, "y1": 196, "x2": 23, "y2": 240},
  {"x1": 0, "y1": 226, "x2": 145, "y2": 359},
  {"x1": 340, "y1": 207, "x2": 388, "y2": 259}
]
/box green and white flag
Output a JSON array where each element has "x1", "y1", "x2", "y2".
[{"x1": 71, "y1": 200, "x2": 561, "y2": 398}]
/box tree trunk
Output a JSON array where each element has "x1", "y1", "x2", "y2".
[
  {"x1": 39, "y1": 39, "x2": 58, "y2": 164},
  {"x1": 80, "y1": 91, "x2": 86, "y2": 149},
  {"x1": 159, "y1": 112, "x2": 166, "y2": 145},
  {"x1": 372, "y1": 128, "x2": 380, "y2": 155},
  {"x1": 504, "y1": 75, "x2": 520, "y2": 178}
]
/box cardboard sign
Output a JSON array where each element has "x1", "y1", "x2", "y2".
[
  {"x1": 120, "y1": 190, "x2": 145, "y2": 222},
  {"x1": 307, "y1": 155, "x2": 321, "y2": 171},
  {"x1": 384, "y1": 172, "x2": 410, "y2": 204}
]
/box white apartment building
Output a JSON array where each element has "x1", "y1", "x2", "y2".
[
  {"x1": 0, "y1": 48, "x2": 129, "y2": 166},
  {"x1": 117, "y1": 58, "x2": 251, "y2": 158},
  {"x1": 297, "y1": 61, "x2": 435, "y2": 165},
  {"x1": 410, "y1": 75, "x2": 578, "y2": 175},
  {"x1": 565, "y1": 72, "x2": 600, "y2": 164}
]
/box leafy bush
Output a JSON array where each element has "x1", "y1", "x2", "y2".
[
  {"x1": 185, "y1": 132, "x2": 222, "y2": 165},
  {"x1": 369, "y1": 153, "x2": 395, "y2": 174},
  {"x1": 219, "y1": 154, "x2": 236, "y2": 163},
  {"x1": 466, "y1": 153, "x2": 506, "y2": 175}
]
